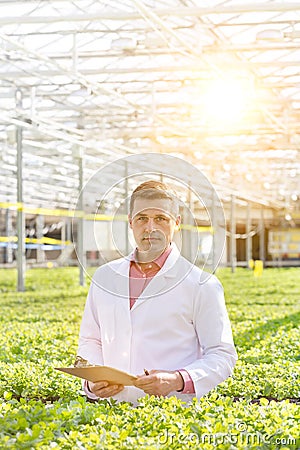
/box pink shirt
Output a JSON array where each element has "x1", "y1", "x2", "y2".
[
  {"x1": 129, "y1": 246, "x2": 172, "y2": 308},
  {"x1": 129, "y1": 246, "x2": 195, "y2": 395}
]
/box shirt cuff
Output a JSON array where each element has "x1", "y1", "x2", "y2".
[
  {"x1": 177, "y1": 369, "x2": 195, "y2": 394},
  {"x1": 83, "y1": 379, "x2": 99, "y2": 400}
]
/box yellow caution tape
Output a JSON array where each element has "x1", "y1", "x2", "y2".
[
  {"x1": 1, "y1": 202, "x2": 122, "y2": 220},
  {"x1": 84, "y1": 213, "x2": 128, "y2": 221},
  {"x1": 27, "y1": 237, "x2": 72, "y2": 245},
  {"x1": 0, "y1": 202, "x2": 213, "y2": 233},
  {"x1": 0, "y1": 202, "x2": 80, "y2": 217},
  {"x1": 0, "y1": 236, "x2": 72, "y2": 245},
  {"x1": 24, "y1": 206, "x2": 83, "y2": 218},
  {"x1": 0, "y1": 202, "x2": 22, "y2": 210},
  {"x1": 180, "y1": 224, "x2": 213, "y2": 233},
  {"x1": 0, "y1": 236, "x2": 18, "y2": 243}
]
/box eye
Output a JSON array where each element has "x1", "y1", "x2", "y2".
[
  {"x1": 137, "y1": 216, "x2": 148, "y2": 222},
  {"x1": 155, "y1": 216, "x2": 168, "y2": 222}
]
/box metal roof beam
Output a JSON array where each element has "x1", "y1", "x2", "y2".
[
  {"x1": 1, "y1": 4, "x2": 300, "y2": 25},
  {"x1": 2, "y1": 60, "x2": 300, "y2": 80}
]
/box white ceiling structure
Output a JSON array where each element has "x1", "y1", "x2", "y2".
[{"x1": 0, "y1": 0, "x2": 300, "y2": 220}]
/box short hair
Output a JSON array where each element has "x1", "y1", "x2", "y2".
[{"x1": 129, "y1": 180, "x2": 179, "y2": 216}]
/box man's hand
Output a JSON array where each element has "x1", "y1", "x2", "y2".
[
  {"x1": 134, "y1": 370, "x2": 184, "y2": 397},
  {"x1": 87, "y1": 380, "x2": 124, "y2": 398}
]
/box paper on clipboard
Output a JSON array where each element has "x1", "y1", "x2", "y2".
[{"x1": 55, "y1": 365, "x2": 137, "y2": 386}]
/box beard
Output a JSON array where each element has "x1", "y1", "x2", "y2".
[{"x1": 137, "y1": 231, "x2": 168, "y2": 262}]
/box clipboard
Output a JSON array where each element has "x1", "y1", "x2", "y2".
[{"x1": 55, "y1": 365, "x2": 137, "y2": 386}]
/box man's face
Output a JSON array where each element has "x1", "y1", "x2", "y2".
[{"x1": 128, "y1": 197, "x2": 181, "y2": 254}]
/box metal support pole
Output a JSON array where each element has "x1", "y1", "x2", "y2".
[
  {"x1": 36, "y1": 215, "x2": 45, "y2": 263},
  {"x1": 78, "y1": 150, "x2": 85, "y2": 286},
  {"x1": 230, "y1": 194, "x2": 237, "y2": 273},
  {"x1": 61, "y1": 220, "x2": 66, "y2": 245},
  {"x1": 5, "y1": 208, "x2": 13, "y2": 264},
  {"x1": 246, "y1": 201, "x2": 252, "y2": 267},
  {"x1": 16, "y1": 89, "x2": 25, "y2": 291},
  {"x1": 66, "y1": 218, "x2": 71, "y2": 242},
  {"x1": 259, "y1": 207, "x2": 265, "y2": 262}
]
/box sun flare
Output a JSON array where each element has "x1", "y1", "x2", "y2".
[{"x1": 202, "y1": 77, "x2": 254, "y2": 125}]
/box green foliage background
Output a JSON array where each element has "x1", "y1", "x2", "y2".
[{"x1": 0, "y1": 267, "x2": 299, "y2": 449}]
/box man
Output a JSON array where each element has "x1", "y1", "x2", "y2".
[{"x1": 77, "y1": 180, "x2": 237, "y2": 404}]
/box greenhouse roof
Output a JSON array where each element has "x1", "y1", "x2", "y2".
[{"x1": 0, "y1": 0, "x2": 299, "y2": 215}]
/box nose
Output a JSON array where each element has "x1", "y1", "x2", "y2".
[{"x1": 145, "y1": 218, "x2": 155, "y2": 232}]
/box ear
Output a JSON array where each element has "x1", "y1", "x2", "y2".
[
  {"x1": 175, "y1": 215, "x2": 181, "y2": 231},
  {"x1": 128, "y1": 214, "x2": 133, "y2": 229}
]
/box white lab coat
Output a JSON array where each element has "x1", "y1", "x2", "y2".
[{"x1": 78, "y1": 244, "x2": 237, "y2": 405}]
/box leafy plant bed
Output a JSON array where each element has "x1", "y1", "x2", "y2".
[
  {"x1": 1, "y1": 395, "x2": 299, "y2": 449},
  {"x1": 0, "y1": 266, "x2": 299, "y2": 448}
]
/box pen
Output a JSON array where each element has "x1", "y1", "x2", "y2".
[{"x1": 144, "y1": 368, "x2": 149, "y2": 376}]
